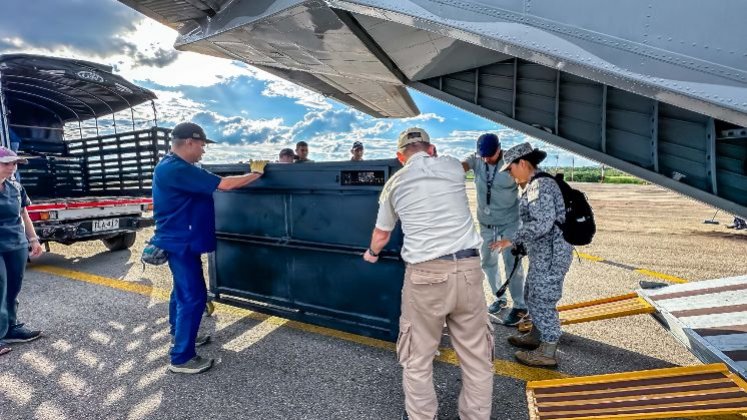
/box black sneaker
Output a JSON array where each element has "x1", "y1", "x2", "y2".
[
  {"x1": 3, "y1": 324, "x2": 42, "y2": 343},
  {"x1": 167, "y1": 355, "x2": 214, "y2": 374},
  {"x1": 487, "y1": 299, "x2": 507, "y2": 314},
  {"x1": 499, "y1": 308, "x2": 528, "y2": 326}
]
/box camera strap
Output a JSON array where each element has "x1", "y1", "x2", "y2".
[{"x1": 495, "y1": 249, "x2": 525, "y2": 299}]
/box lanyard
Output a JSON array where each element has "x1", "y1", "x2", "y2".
[{"x1": 484, "y1": 162, "x2": 498, "y2": 205}]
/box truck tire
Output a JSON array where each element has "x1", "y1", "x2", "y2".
[{"x1": 102, "y1": 232, "x2": 137, "y2": 251}]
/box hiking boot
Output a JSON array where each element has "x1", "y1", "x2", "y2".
[
  {"x1": 497, "y1": 308, "x2": 528, "y2": 326},
  {"x1": 517, "y1": 316, "x2": 533, "y2": 333},
  {"x1": 3, "y1": 324, "x2": 42, "y2": 343},
  {"x1": 515, "y1": 342, "x2": 558, "y2": 368},
  {"x1": 171, "y1": 334, "x2": 211, "y2": 347},
  {"x1": 507, "y1": 327, "x2": 540, "y2": 350},
  {"x1": 488, "y1": 299, "x2": 507, "y2": 314},
  {"x1": 167, "y1": 355, "x2": 214, "y2": 374}
]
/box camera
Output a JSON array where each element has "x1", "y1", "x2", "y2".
[{"x1": 511, "y1": 244, "x2": 527, "y2": 257}]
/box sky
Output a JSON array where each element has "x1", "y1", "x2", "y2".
[{"x1": 0, "y1": 0, "x2": 595, "y2": 166}]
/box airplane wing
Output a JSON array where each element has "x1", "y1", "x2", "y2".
[{"x1": 118, "y1": 0, "x2": 419, "y2": 118}]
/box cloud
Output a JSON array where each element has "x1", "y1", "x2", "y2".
[
  {"x1": 290, "y1": 108, "x2": 363, "y2": 140},
  {"x1": 192, "y1": 111, "x2": 289, "y2": 144},
  {"x1": 133, "y1": 48, "x2": 179, "y2": 68},
  {"x1": 399, "y1": 112, "x2": 446, "y2": 124},
  {"x1": 0, "y1": 0, "x2": 141, "y2": 57},
  {"x1": 261, "y1": 79, "x2": 332, "y2": 111}
]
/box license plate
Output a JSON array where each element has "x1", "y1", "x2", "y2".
[{"x1": 92, "y1": 218, "x2": 120, "y2": 232}]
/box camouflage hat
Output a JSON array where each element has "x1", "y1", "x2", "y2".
[
  {"x1": 397, "y1": 127, "x2": 430, "y2": 150},
  {"x1": 499, "y1": 142, "x2": 547, "y2": 171}
]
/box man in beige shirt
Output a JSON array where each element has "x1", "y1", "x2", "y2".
[{"x1": 363, "y1": 127, "x2": 494, "y2": 420}]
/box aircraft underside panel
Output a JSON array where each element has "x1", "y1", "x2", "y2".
[
  {"x1": 412, "y1": 61, "x2": 747, "y2": 218},
  {"x1": 117, "y1": 0, "x2": 747, "y2": 216}
]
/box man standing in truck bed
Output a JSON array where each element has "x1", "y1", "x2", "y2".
[{"x1": 152, "y1": 122, "x2": 267, "y2": 374}]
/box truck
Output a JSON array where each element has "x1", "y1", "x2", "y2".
[{"x1": 0, "y1": 54, "x2": 170, "y2": 250}]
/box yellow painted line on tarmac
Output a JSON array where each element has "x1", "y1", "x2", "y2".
[
  {"x1": 575, "y1": 252, "x2": 605, "y2": 262},
  {"x1": 574, "y1": 251, "x2": 690, "y2": 284},
  {"x1": 30, "y1": 265, "x2": 564, "y2": 382},
  {"x1": 634, "y1": 268, "x2": 690, "y2": 284},
  {"x1": 33, "y1": 265, "x2": 170, "y2": 300}
]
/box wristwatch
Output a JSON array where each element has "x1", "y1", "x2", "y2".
[{"x1": 367, "y1": 248, "x2": 379, "y2": 257}]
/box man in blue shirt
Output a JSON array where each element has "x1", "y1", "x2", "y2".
[{"x1": 152, "y1": 122, "x2": 266, "y2": 374}]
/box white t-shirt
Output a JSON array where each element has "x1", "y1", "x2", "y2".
[{"x1": 375, "y1": 152, "x2": 482, "y2": 264}]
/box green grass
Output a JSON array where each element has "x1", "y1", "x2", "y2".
[
  {"x1": 548, "y1": 167, "x2": 647, "y2": 184},
  {"x1": 465, "y1": 167, "x2": 646, "y2": 184}
]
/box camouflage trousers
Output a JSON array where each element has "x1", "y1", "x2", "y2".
[{"x1": 525, "y1": 236, "x2": 573, "y2": 343}]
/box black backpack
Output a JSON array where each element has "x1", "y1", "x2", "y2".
[{"x1": 533, "y1": 172, "x2": 596, "y2": 246}]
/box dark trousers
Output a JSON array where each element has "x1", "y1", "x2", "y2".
[
  {"x1": 167, "y1": 250, "x2": 207, "y2": 365},
  {"x1": 0, "y1": 247, "x2": 28, "y2": 338}
]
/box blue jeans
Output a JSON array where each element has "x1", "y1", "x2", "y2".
[
  {"x1": 0, "y1": 247, "x2": 28, "y2": 338},
  {"x1": 167, "y1": 250, "x2": 207, "y2": 365},
  {"x1": 479, "y1": 223, "x2": 526, "y2": 309}
]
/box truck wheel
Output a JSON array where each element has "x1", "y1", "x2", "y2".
[{"x1": 102, "y1": 232, "x2": 137, "y2": 251}]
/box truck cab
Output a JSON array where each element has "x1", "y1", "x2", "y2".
[{"x1": 0, "y1": 54, "x2": 170, "y2": 250}]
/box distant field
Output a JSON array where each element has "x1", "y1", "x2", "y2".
[{"x1": 466, "y1": 166, "x2": 646, "y2": 184}]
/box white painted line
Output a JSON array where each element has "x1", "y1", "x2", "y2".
[
  {"x1": 645, "y1": 275, "x2": 747, "y2": 297},
  {"x1": 680, "y1": 312, "x2": 747, "y2": 329},
  {"x1": 656, "y1": 290, "x2": 747, "y2": 312}
]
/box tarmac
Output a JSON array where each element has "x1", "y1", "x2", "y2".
[{"x1": 1, "y1": 182, "x2": 746, "y2": 420}]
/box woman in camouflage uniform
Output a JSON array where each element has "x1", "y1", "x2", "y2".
[{"x1": 491, "y1": 142, "x2": 573, "y2": 367}]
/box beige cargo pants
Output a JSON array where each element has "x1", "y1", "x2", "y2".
[{"x1": 397, "y1": 256, "x2": 494, "y2": 420}]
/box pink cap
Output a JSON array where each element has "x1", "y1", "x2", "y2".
[{"x1": 0, "y1": 146, "x2": 28, "y2": 164}]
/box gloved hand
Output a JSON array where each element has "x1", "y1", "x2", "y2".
[{"x1": 250, "y1": 160, "x2": 268, "y2": 174}]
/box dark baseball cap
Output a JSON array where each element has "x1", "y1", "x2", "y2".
[
  {"x1": 352, "y1": 141, "x2": 364, "y2": 150},
  {"x1": 171, "y1": 122, "x2": 215, "y2": 144},
  {"x1": 477, "y1": 133, "x2": 500, "y2": 157}
]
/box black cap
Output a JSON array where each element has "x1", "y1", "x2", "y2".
[
  {"x1": 352, "y1": 141, "x2": 364, "y2": 150},
  {"x1": 171, "y1": 122, "x2": 215, "y2": 144}
]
